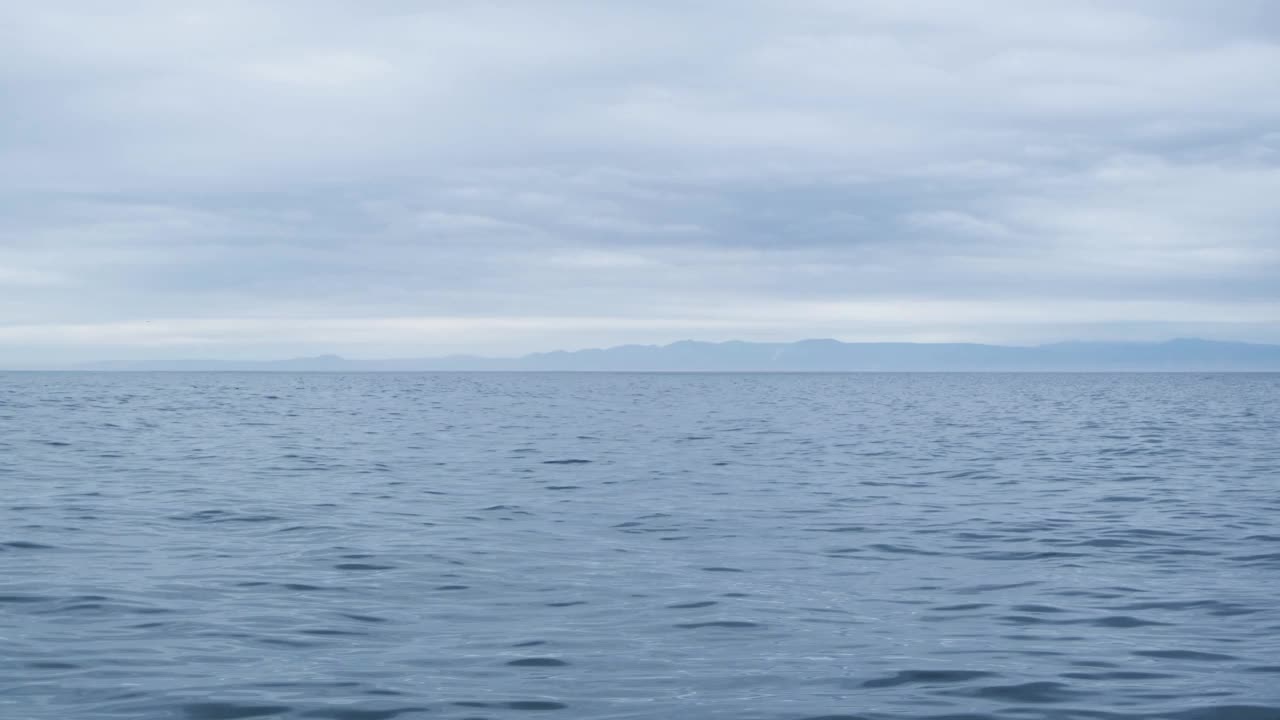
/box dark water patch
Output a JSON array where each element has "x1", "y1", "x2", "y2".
[
  {"x1": 796, "y1": 716, "x2": 882, "y2": 720},
  {"x1": 334, "y1": 563, "x2": 396, "y2": 571},
  {"x1": 1109, "y1": 600, "x2": 1249, "y2": 613},
  {"x1": 955, "y1": 581, "x2": 1042, "y2": 594},
  {"x1": 25, "y1": 661, "x2": 80, "y2": 670},
  {"x1": 505, "y1": 658, "x2": 568, "y2": 667},
  {"x1": 1134, "y1": 650, "x2": 1239, "y2": 661},
  {"x1": 863, "y1": 670, "x2": 997, "y2": 688},
  {"x1": 181, "y1": 702, "x2": 292, "y2": 719},
  {"x1": 258, "y1": 637, "x2": 322, "y2": 648},
  {"x1": 950, "y1": 680, "x2": 1083, "y2": 703},
  {"x1": 169, "y1": 510, "x2": 283, "y2": 524},
  {"x1": 667, "y1": 600, "x2": 718, "y2": 609},
  {"x1": 1066, "y1": 537, "x2": 1143, "y2": 548},
  {"x1": 27, "y1": 595, "x2": 171, "y2": 616},
  {"x1": 340, "y1": 613, "x2": 389, "y2": 623},
  {"x1": 1061, "y1": 670, "x2": 1179, "y2": 680},
  {"x1": 541, "y1": 459, "x2": 591, "y2": 465},
  {"x1": 1091, "y1": 615, "x2": 1170, "y2": 628},
  {"x1": 867, "y1": 543, "x2": 943, "y2": 556},
  {"x1": 503, "y1": 701, "x2": 567, "y2": 710},
  {"x1": 252, "y1": 681, "x2": 362, "y2": 691},
  {"x1": 1, "y1": 541, "x2": 56, "y2": 550},
  {"x1": 1230, "y1": 552, "x2": 1280, "y2": 565},
  {"x1": 302, "y1": 709, "x2": 428, "y2": 720},
  {"x1": 966, "y1": 550, "x2": 1086, "y2": 561},
  {"x1": 1165, "y1": 706, "x2": 1280, "y2": 720},
  {"x1": 1010, "y1": 604, "x2": 1066, "y2": 613},
  {"x1": 675, "y1": 621, "x2": 760, "y2": 629}
]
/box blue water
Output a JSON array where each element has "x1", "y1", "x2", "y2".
[{"x1": 2, "y1": 372, "x2": 1279, "y2": 720}]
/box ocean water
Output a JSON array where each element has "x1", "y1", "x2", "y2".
[{"x1": 2, "y1": 372, "x2": 1279, "y2": 720}]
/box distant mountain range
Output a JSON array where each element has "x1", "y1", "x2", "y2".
[{"x1": 70, "y1": 338, "x2": 1280, "y2": 371}]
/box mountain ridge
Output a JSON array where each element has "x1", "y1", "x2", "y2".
[{"x1": 54, "y1": 338, "x2": 1280, "y2": 372}]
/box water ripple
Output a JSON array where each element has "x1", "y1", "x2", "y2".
[{"x1": 2, "y1": 371, "x2": 1278, "y2": 719}]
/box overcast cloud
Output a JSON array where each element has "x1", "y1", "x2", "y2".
[{"x1": 3, "y1": 1, "x2": 1279, "y2": 364}]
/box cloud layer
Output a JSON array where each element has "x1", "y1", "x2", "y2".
[{"x1": 3, "y1": 1, "x2": 1279, "y2": 363}]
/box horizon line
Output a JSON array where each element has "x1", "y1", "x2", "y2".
[{"x1": 6, "y1": 336, "x2": 1280, "y2": 372}]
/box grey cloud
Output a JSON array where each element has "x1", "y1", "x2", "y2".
[{"x1": 1, "y1": 1, "x2": 1278, "y2": 364}]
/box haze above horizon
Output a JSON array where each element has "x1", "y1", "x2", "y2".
[
  {"x1": 3, "y1": 2, "x2": 1279, "y2": 365},
  {"x1": 23, "y1": 337, "x2": 1276, "y2": 372}
]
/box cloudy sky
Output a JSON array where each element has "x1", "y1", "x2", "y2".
[{"x1": 3, "y1": 1, "x2": 1279, "y2": 364}]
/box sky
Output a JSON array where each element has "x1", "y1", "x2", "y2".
[{"x1": 2, "y1": 1, "x2": 1279, "y2": 365}]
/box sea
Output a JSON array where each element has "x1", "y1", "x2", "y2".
[{"x1": 2, "y1": 372, "x2": 1278, "y2": 720}]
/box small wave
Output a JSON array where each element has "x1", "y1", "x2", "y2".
[
  {"x1": 862, "y1": 669, "x2": 997, "y2": 688},
  {"x1": 505, "y1": 658, "x2": 569, "y2": 667}
]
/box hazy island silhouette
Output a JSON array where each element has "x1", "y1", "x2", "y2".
[{"x1": 71, "y1": 338, "x2": 1280, "y2": 372}]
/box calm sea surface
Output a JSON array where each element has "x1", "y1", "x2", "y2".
[{"x1": 2, "y1": 372, "x2": 1279, "y2": 720}]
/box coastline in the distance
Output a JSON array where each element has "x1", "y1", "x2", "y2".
[{"x1": 56, "y1": 337, "x2": 1280, "y2": 372}]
